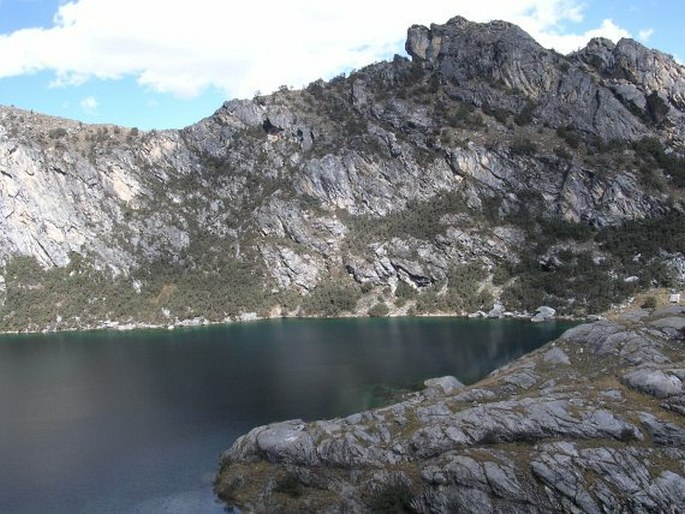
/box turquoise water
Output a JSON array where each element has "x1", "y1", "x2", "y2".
[{"x1": 0, "y1": 317, "x2": 572, "y2": 513}]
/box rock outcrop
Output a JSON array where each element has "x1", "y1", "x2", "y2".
[
  {"x1": 215, "y1": 309, "x2": 685, "y2": 513},
  {"x1": 1, "y1": 15, "x2": 684, "y2": 331}
]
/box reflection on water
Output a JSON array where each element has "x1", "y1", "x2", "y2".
[{"x1": 0, "y1": 317, "x2": 572, "y2": 513}]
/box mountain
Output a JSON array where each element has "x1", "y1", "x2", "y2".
[{"x1": 1, "y1": 15, "x2": 684, "y2": 332}]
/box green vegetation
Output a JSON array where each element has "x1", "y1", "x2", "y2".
[
  {"x1": 346, "y1": 190, "x2": 470, "y2": 250},
  {"x1": 499, "y1": 211, "x2": 683, "y2": 314},
  {"x1": 556, "y1": 125, "x2": 582, "y2": 149},
  {"x1": 48, "y1": 127, "x2": 67, "y2": 139},
  {"x1": 300, "y1": 281, "x2": 361, "y2": 317},
  {"x1": 1, "y1": 254, "x2": 140, "y2": 331},
  {"x1": 274, "y1": 473, "x2": 303, "y2": 498},
  {"x1": 368, "y1": 481, "x2": 417, "y2": 514},
  {"x1": 445, "y1": 103, "x2": 485, "y2": 130},
  {"x1": 632, "y1": 137, "x2": 685, "y2": 188},
  {"x1": 394, "y1": 281, "x2": 416, "y2": 307},
  {"x1": 482, "y1": 102, "x2": 511, "y2": 125},
  {"x1": 510, "y1": 136, "x2": 538, "y2": 157},
  {"x1": 443, "y1": 262, "x2": 492, "y2": 312},
  {"x1": 641, "y1": 296, "x2": 658, "y2": 309},
  {"x1": 553, "y1": 146, "x2": 573, "y2": 161},
  {"x1": 412, "y1": 262, "x2": 492, "y2": 314},
  {"x1": 597, "y1": 210, "x2": 685, "y2": 260},
  {"x1": 514, "y1": 100, "x2": 536, "y2": 126},
  {"x1": 0, "y1": 234, "x2": 274, "y2": 331},
  {"x1": 646, "y1": 91, "x2": 669, "y2": 125},
  {"x1": 368, "y1": 303, "x2": 390, "y2": 317}
]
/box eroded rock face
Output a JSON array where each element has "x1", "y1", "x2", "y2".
[
  {"x1": 215, "y1": 310, "x2": 685, "y2": 513},
  {"x1": 0, "y1": 15, "x2": 684, "y2": 330},
  {"x1": 0, "y1": 118, "x2": 191, "y2": 273}
]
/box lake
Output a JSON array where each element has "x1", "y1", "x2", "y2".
[{"x1": 0, "y1": 317, "x2": 572, "y2": 513}]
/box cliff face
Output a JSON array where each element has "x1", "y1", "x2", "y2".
[
  {"x1": 1, "y1": 16, "x2": 684, "y2": 330},
  {"x1": 215, "y1": 307, "x2": 685, "y2": 513},
  {"x1": 406, "y1": 17, "x2": 685, "y2": 143}
]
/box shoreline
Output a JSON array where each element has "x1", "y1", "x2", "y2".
[{"x1": 0, "y1": 308, "x2": 586, "y2": 337}]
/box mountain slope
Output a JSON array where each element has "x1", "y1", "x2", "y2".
[{"x1": 1, "y1": 16, "x2": 684, "y2": 331}]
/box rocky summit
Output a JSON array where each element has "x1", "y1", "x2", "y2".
[
  {"x1": 0, "y1": 15, "x2": 684, "y2": 332},
  {"x1": 215, "y1": 307, "x2": 685, "y2": 513}
]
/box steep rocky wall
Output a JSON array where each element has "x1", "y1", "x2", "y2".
[
  {"x1": 0, "y1": 16, "x2": 684, "y2": 330},
  {"x1": 0, "y1": 109, "x2": 191, "y2": 272}
]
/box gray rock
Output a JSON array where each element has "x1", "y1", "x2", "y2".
[
  {"x1": 253, "y1": 420, "x2": 317, "y2": 464},
  {"x1": 652, "y1": 305, "x2": 685, "y2": 318},
  {"x1": 532, "y1": 306, "x2": 556, "y2": 322},
  {"x1": 623, "y1": 368, "x2": 683, "y2": 398},
  {"x1": 618, "y1": 309, "x2": 650, "y2": 322},
  {"x1": 543, "y1": 346, "x2": 570, "y2": 365},
  {"x1": 649, "y1": 316, "x2": 685, "y2": 331},
  {"x1": 638, "y1": 412, "x2": 685, "y2": 446},
  {"x1": 487, "y1": 302, "x2": 505, "y2": 318},
  {"x1": 424, "y1": 376, "x2": 465, "y2": 395},
  {"x1": 504, "y1": 369, "x2": 539, "y2": 389}
]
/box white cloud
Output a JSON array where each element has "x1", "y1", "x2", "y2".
[
  {"x1": 535, "y1": 18, "x2": 630, "y2": 54},
  {"x1": 80, "y1": 95, "x2": 97, "y2": 113},
  {"x1": 0, "y1": 0, "x2": 634, "y2": 99},
  {"x1": 638, "y1": 28, "x2": 654, "y2": 42}
]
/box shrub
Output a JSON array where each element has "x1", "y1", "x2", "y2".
[
  {"x1": 347, "y1": 190, "x2": 469, "y2": 248},
  {"x1": 492, "y1": 264, "x2": 513, "y2": 286},
  {"x1": 368, "y1": 482, "x2": 416, "y2": 514},
  {"x1": 553, "y1": 146, "x2": 572, "y2": 160},
  {"x1": 556, "y1": 126, "x2": 581, "y2": 149},
  {"x1": 646, "y1": 92, "x2": 669, "y2": 124},
  {"x1": 49, "y1": 127, "x2": 67, "y2": 139},
  {"x1": 368, "y1": 303, "x2": 390, "y2": 317},
  {"x1": 301, "y1": 282, "x2": 360, "y2": 317},
  {"x1": 394, "y1": 281, "x2": 416, "y2": 306},
  {"x1": 444, "y1": 262, "x2": 491, "y2": 312},
  {"x1": 446, "y1": 103, "x2": 484, "y2": 129},
  {"x1": 632, "y1": 137, "x2": 685, "y2": 188},
  {"x1": 510, "y1": 136, "x2": 538, "y2": 157},
  {"x1": 514, "y1": 100, "x2": 536, "y2": 126},
  {"x1": 274, "y1": 473, "x2": 303, "y2": 498},
  {"x1": 641, "y1": 296, "x2": 657, "y2": 309}
]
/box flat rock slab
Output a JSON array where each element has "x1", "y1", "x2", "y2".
[{"x1": 649, "y1": 316, "x2": 685, "y2": 331}]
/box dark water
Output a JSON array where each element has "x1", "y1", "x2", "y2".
[{"x1": 0, "y1": 317, "x2": 572, "y2": 514}]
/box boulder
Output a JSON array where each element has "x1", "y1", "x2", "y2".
[
  {"x1": 531, "y1": 306, "x2": 556, "y2": 322},
  {"x1": 424, "y1": 376, "x2": 465, "y2": 395}
]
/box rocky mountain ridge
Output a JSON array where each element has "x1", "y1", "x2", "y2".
[{"x1": 0, "y1": 15, "x2": 684, "y2": 331}]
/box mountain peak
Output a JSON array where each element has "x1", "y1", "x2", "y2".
[
  {"x1": 0, "y1": 14, "x2": 684, "y2": 333},
  {"x1": 405, "y1": 16, "x2": 542, "y2": 67}
]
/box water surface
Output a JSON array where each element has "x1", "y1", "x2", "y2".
[{"x1": 0, "y1": 317, "x2": 572, "y2": 513}]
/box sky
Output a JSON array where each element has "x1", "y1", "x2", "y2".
[{"x1": 0, "y1": 0, "x2": 683, "y2": 130}]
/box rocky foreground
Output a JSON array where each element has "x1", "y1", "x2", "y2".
[{"x1": 215, "y1": 307, "x2": 685, "y2": 513}]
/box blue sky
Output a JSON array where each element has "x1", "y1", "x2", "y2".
[{"x1": 0, "y1": 0, "x2": 683, "y2": 130}]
